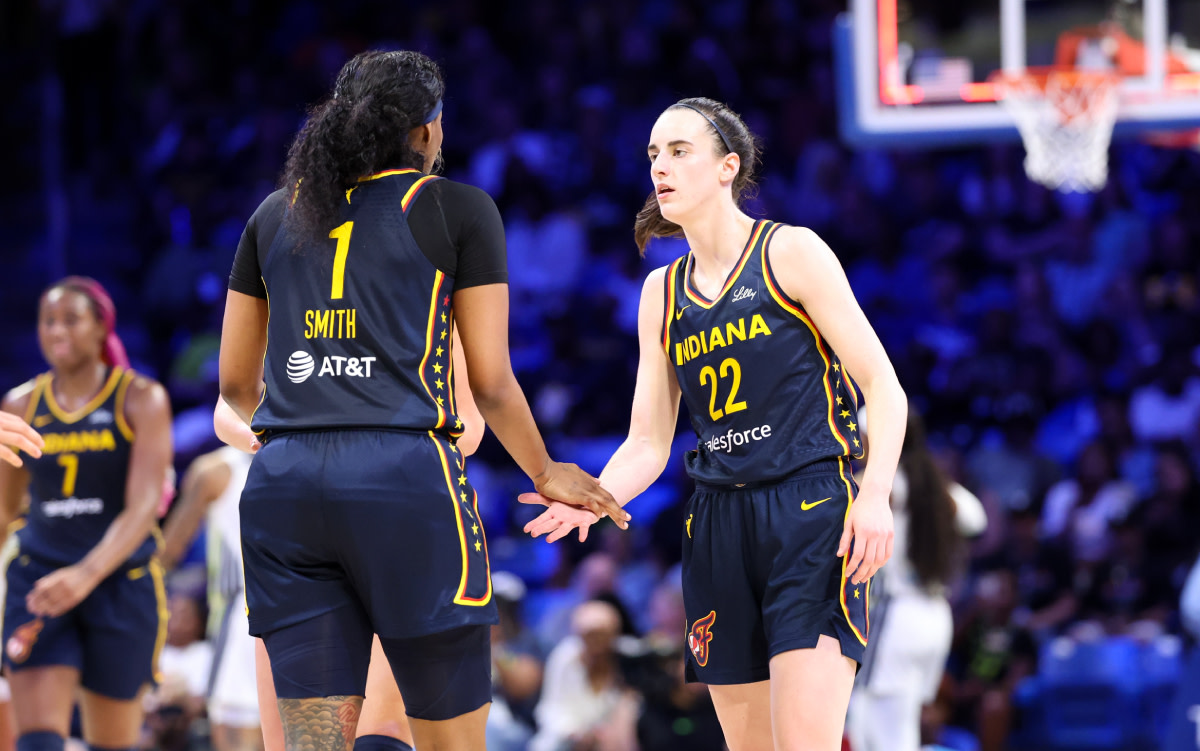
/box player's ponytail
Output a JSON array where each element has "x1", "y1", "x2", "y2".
[
  {"x1": 634, "y1": 97, "x2": 762, "y2": 256},
  {"x1": 281, "y1": 50, "x2": 446, "y2": 244},
  {"x1": 901, "y1": 409, "x2": 961, "y2": 590},
  {"x1": 46, "y1": 276, "x2": 130, "y2": 369}
]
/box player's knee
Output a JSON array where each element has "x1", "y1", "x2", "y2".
[
  {"x1": 16, "y1": 733, "x2": 64, "y2": 751},
  {"x1": 353, "y1": 735, "x2": 412, "y2": 751}
]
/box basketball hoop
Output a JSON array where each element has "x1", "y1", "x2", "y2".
[{"x1": 990, "y1": 68, "x2": 1121, "y2": 192}]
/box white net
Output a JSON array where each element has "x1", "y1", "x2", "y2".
[{"x1": 993, "y1": 69, "x2": 1120, "y2": 193}]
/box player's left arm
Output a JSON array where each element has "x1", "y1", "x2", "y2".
[
  {"x1": 452, "y1": 325, "x2": 486, "y2": 457},
  {"x1": 159, "y1": 451, "x2": 231, "y2": 570},
  {"x1": 219, "y1": 290, "x2": 269, "y2": 425},
  {"x1": 769, "y1": 226, "x2": 906, "y2": 585},
  {"x1": 27, "y1": 376, "x2": 174, "y2": 618}
]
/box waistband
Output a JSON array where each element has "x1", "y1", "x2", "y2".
[
  {"x1": 259, "y1": 426, "x2": 445, "y2": 444},
  {"x1": 693, "y1": 457, "x2": 844, "y2": 492}
]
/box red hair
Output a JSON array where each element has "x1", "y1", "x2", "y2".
[{"x1": 44, "y1": 276, "x2": 130, "y2": 369}]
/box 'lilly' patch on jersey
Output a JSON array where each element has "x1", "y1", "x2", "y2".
[{"x1": 688, "y1": 610, "x2": 716, "y2": 667}]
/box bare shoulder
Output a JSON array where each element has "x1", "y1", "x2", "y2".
[
  {"x1": 185, "y1": 448, "x2": 234, "y2": 489},
  {"x1": 641, "y1": 264, "x2": 671, "y2": 298},
  {"x1": 2, "y1": 378, "x2": 40, "y2": 417},
  {"x1": 767, "y1": 225, "x2": 847, "y2": 300},
  {"x1": 123, "y1": 372, "x2": 171, "y2": 420}
]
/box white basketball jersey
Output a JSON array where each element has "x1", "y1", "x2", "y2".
[{"x1": 206, "y1": 446, "x2": 253, "y2": 633}]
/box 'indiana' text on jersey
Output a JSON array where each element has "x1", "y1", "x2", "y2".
[
  {"x1": 253, "y1": 170, "x2": 465, "y2": 440},
  {"x1": 18, "y1": 367, "x2": 158, "y2": 566},
  {"x1": 661, "y1": 219, "x2": 863, "y2": 485}
]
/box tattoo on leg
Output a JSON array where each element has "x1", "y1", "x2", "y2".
[{"x1": 277, "y1": 696, "x2": 363, "y2": 751}]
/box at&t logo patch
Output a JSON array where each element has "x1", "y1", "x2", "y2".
[{"x1": 287, "y1": 351, "x2": 315, "y2": 383}]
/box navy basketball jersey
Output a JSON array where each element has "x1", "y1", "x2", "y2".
[
  {"x1": 251, "y1": 169, "x2": 466, "y2": 440},
  {"x1": 662, "y1": 219, "x2": 863, "y2": 485},
  {"x1": 17, "y1": 367, "x2": 157, "y2": 565}
]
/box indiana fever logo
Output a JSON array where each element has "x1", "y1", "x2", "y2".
[
  {"x1": 6, "y1": 618, "x2": 44, "y2": 664},
  {"x1": 688, "y1": 610, "x2": 716, "y2": 667}
]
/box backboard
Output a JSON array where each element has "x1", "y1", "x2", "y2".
[{"x1": 835, "y1": 0, "x2": 1200, "y2": 148}]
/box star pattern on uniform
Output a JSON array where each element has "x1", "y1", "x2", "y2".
[
  {"x1": 437, "y1": 396, "x2": 445, "y2": 406},
  {"x1": 435, "y1": 378, "x2": 444, "y2": 390},
  {"x1": 460, "y1": 491, "x2": 468, "y2": 503},
  {"x1": 435, "y1": 346, "x2": 444, "y2": 357},
  {"x1": 455, "y1": 418, "x2": 463, "y2": 430},
  {"x1": 449, "y1": 444, "x2": 458, "y2": 454},
  {"x1": 440, "y1": 329, "x2": 447, "y2": 340},
  {"x1": 833, "y1": 362, "x2": 841, "y2": 372},
  {"x1": 441, "y1": 312, "x2": 447, "y2": 323},
  {"x1": 854, "y1": 588, "x2": 860, "y2": 599},
  {"x1": 853, "y1": 437, "x2": 861, "y2": 448},
  {"x1": 836, "y1": 396, "x2": 844, "y2": 405},
  {"x1": 472, "y1": 523, "x2": 479, "y2": 535},
  {"x1": 443, "y1": 296, "x2": 450, "y2": 306},
  {"x1": 458, "y1": 474, "x2": 467, "y2": 486},
  {"x1": 840, "y1": 410, "x2": 851, "y2": 418},
  {"x1": 847, "y1": 421, "x2": 857, "y2": 433},
  {"x1": 474, "y1": 540, "x2": 482, "y2": 552},
  {"x1": 433, "y1": 362, "x2": 443, "y2": 374}
]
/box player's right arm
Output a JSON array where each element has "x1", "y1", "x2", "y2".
[
  {"x1": 159, "y1": 451, "x2": 232, "y2": 570},
  {"x1": 523, "y1": 267, "x2": 682, "y2": 542},
  {"x1": 0, "y1": 387, "x2": 37, "y2": 538},
  {"x1": 454, "y1": 283, "x2": 627, "y2": 529}
]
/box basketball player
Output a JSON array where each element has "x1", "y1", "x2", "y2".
[
  {"x1": 161, "y1": 445, "x2": 261, "y2": 751},
  {"x1": 847, "y1": 408, "x2": 987, "y2": 751},
  {"x1": 523, "y1": 97, "x2": 906, "y2": 750},
  {"x1": 0, "y1": 277, "x2": 174, "y2": 751},
  {"x1": 0, "y1": 413, "x2": 44, "y2": 469},
  {"x1": 219, "y1": 50, "x2": 625, "y2": 751},
  {"x1": 209, "y1": 324, "x2": 485, "y2": 751}
]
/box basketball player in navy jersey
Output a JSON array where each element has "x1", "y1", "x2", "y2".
[
  {"x1": 0, "y1": 277, "x2": 174, "y2": 751},
  {"x1": 523, "y1": 98, "x2": 907, "y2": 750},
  {"x1": 218, "y1": 50, "x2": 625, "y2": 751},
  {"x1": 207, "y1": 325, "x2": 484, "y2": 751}
]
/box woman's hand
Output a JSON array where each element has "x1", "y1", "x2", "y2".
[
  {"x1": 0, "y1": 412, "x2": 43, "y2": 468},
  {"x1": 531, "y1": 461, "x2": 629, "y2": 529},
  {"x1": 520, "y1": 496, "x2": 601, "y2": 543}
]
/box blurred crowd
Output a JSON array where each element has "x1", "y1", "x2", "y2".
[{"x1": 2, "y1": 0, "x2": 1200, "y2": 749}]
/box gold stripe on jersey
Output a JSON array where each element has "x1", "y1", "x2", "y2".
[
  {"x1": 401, "y1": 175, "x2": 439, "y2": 211},
  {"x1": 249, "y1": 277, "x2": 271, "y2": 436},
  {"x1": 43, "y1": 367, "x2": 124, "y2": 425},
  {"x1": 760, "y1": 231, "x2": 853, "y2": 457},
  {"x1": 358, "y1": 168, "x2": 419, "y2": 182},
  {"x1": 445, "y1": 313, "x2": 464, "y2": 439},
  {"x1": 430, "y1": 432, "x2": 492, "y2": 606},
  {"x1": 149, "y1": 558, "x2": 170, "y2": 681},
  {"x1": 419, "y1": 272, "x2": 448, "y2": 428},
  {"x1": 114, "y1": 370, "x2": 136, "y2": 442},
  {"x1": 836, "y1": 457, "x2": 868, "y2": 646},
  {"x1": 682, "y1": 220, "x2": 767, "y2": 310},
  {"x1": 661, "y1": 257, "x2": 684, "y2": 353},
  {"x1": 23, "y1": 375, "x2": 47, "y2": 424}
]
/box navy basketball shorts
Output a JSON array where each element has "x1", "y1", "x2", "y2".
[
  {"x1": 681, "y1": 457, "x2": 870, "y2": 685},
  {"x1": 2, "y1": 539, "x2": 166, "y2": 700},
  {"x1": 240, "y1": 429, "x2": 498, "y2": 701}
]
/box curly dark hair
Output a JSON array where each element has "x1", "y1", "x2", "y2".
[
  {"x1": 634, "y1": 97, "x2": 761, "y2": 255},
  {"x1": 281, "y1": 50, "x2": 445, "y2": 243}
]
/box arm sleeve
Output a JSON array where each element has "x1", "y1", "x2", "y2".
[
  {"x1": 228, "y1": 190, "x2": 287, "y2": 299},
  {"x1": 408, "y1": 180, "x2": 508, "y2": 289}
]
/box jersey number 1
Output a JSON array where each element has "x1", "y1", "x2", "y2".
[
  {"x1": 699, "y1": 358, "x2": 748, "y2": 421},
  {"x1": 329, "y1": 221, "x2": 355, "y2": 300}
]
